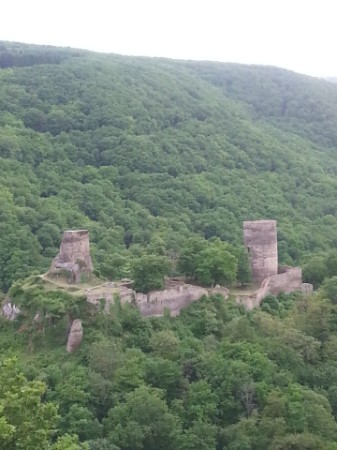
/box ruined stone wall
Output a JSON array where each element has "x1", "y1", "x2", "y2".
[
  {"x1": 301, "y1": 283, "x2": 314, "y2": 295},
  {"x1": 269, "y1": 266, "x2": 302, "y2": 295},
  {"x1": 243, "y1": 220, "x2": 278, "y2": 284},
  {"x1": 86, "y1": 282, "x2": 214, "y2": 317},
  {"x1": 136, "y1": 285, "x2": 209, "y2": 317},
  {"x1": 236, "y1": 277, "x2": 271, "y2": 310},
  {"x1": 236, "y1": 266, "x2": 306, "y2": 310},
  {"x1": 51, "y1": 230, "x2": 93, "y2": 278},
  {"x1": 86, "y1": 283, "x2": 134, "y2": 311}
]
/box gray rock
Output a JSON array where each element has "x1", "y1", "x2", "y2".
[
  {"x1": 2, "y1": 302, "x2": 20, "y2": 320},
  {"x1": 66, "y1": 319, "x2": 83, "y2": 352}
]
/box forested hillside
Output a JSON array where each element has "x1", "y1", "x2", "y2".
[
  {"x1": 3, "y1": 41, "x2": 337, "y2": 449},
  {"x1": 4, "y1": 285, "x2": 337, "y2": 449},
  {"x1": 1, "y1": 41, "x2": 337, "y2": 291}
]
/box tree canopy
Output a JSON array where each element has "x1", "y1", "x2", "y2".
[
  {"x1": 2, "y1": 40, "x2": 337, "y2": 449},
  {"x1": 2, "y1": 285, "x2": 337, "y2": 449},
  {"x1": 0, "y1": 42, "x2": 337, "y2": 290}
]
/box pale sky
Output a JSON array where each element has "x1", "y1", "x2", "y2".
[{"x1": 2, "y1": 0, "x2": 336, "y2": 77}]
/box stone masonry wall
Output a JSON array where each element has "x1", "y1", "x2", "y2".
[
  {"x1": 269, "y1": 266, "x2": 302, "y2": 295},
  {"x1": 236, "y1": 266, "x2": 307, "y2": 310},
  {"x1": 51, "y1": 230, "x2": 93, "y2": 280},
  {"x1": 243, "y1": 220, "x2": 278, "y2": 284},
  {"x1": 86, "y1": 282, "x2": 228, "y2": 317},
  {"x1": 135, "y1": 285, "x2": 209, "y2": 317}
]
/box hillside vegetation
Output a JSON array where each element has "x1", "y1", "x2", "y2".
[
  {"x1": 3, "y1": 41, "x2": 337, "y2": 449},
  {"x1": 3, "y1": 284, "x2": 337, "y2": 449},
  {"x1": 1, "y1": 42, "x2": 337, "y2": 292}
]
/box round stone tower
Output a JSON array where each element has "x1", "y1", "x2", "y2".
[
  {"x1": 243, "y1": 220, "x2": 278, "y2": 284},
  {"x1": 51, "y1": 230, "x2": 93, "y2": 283}
]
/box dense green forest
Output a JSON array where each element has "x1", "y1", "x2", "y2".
[
  {"x1": 2, "y1": 41, "x2": 337, "y2": 448},
  {"x1": 1, "y1": 41, "x2": 337, "y2": 291},
  {"x1": 4, "y1": 286, "x2": 337, "y2": 449}
]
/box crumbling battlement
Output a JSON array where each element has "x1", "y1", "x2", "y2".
[
  {"x1": 243, "y1": 220, "x2": 278, "y2": 284},
  {"x1": 236, "y1": 265, "x2": 313, "y2": 310},
  {"x1": 51, "y1": 230, "x2": 93, "y2": 283}
]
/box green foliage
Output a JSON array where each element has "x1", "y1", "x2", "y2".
[
  {"x1": 0, "y1": 358, "x2": 88, "y2": 449},
  {"x1": 53, "y1": 434, "x2": 89, "y2": 450},
  {"x1": 104, "y1": 385, "x2": 180, "y2": 450},
  {"x1": 236, "y1": 247, "x2": 252, "y2": 285},
  {"x1": 321, "y1": 276, "x2": 337, "y2": 304},
  {"x1": 3, "y1": 41, "x2": 337, "y2": 450},
  {"x1": 178, "y1": 237, "x2": 208, "y2": 279},
  {"x1": 131, "y1": 254, "x2": 171, "y2": 293},
  {"x1": 195, "y1": 241, "x2": 238, "y2": 286},
  {"x1": 1, "y1": 42, "x2": 337, "y2": 292},
  {"x1": 326, "y1": 250, "x2": 337, "y2": 278},
  {"x1": 3, "y1": 277, "x2": 337, "y2": 448},
  {"x1": 302, "y1": 249, "x2": 337, "y2": 289},
  {"x1": 0, "y1": 358, "x2": 58, "y2": 449},
  {"x1": 302, "y1": 255, "x2": 328, "y2": 288},
  {"x1": 179, "y1": 238, "x2": 237, "y2": 286}
]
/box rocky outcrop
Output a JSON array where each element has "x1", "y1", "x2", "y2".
[
  {"x1": 1, "y1": 302, "x2": 20, "y2": 320},
  {"x1": 66, "y1": 319, "x2": 83, "y2": 352}
]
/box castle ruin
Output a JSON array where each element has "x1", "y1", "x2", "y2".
[
  {"x1": 240, "y1": 220, "x2": 312, "y2": 309},
  {"x1": 243, "y1": 220, "x2": 278, "y2": 284},
  {"x1": 46, "y1": 223, "x2": 312, "y2": 318},
  {"x1": 51, "y1": 230, "x2": 93, "y2": 283},
  {"x1": 4, "y1": 223, "x2": 314, "y2": 351}
]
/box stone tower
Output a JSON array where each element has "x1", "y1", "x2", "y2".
[
  {"x1": 51, "y1": 230, "x2": 93, "y2": 283},
  {"x1": 243, "y1": 220, "x2": 278, "y2": 284}
]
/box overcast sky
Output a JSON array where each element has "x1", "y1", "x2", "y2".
[{"x1": 2, "y1": 0, "x2": 336, "y2": 77}]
